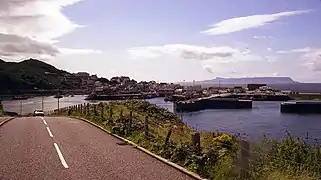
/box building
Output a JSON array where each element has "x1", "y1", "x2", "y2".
[
  {"x1": 247, "y1": 84, "x2": 267, "y2": 91},
  {"x1": 75, "y1": 72, "x2": 90, "y2": 77}
]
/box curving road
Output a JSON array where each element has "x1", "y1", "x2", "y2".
[{"x1": 0, "y1": 117, "x2": 195, "y2": 180}]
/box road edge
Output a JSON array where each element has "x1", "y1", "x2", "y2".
[
  {"x1": 72, "y1": 116, "x2": 205, "y2": 180},
  {"x1": 0, "y1": 117, "x2": 15, "y2": 127}
]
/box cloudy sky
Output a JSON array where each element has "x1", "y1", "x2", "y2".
[{"x1": 1, "y1": 0, "x2": 321, "y2": 82}]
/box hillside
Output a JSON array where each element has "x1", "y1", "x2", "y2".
[{"x1": 0, "y1": 59, "x2": 78, "y2": 93}]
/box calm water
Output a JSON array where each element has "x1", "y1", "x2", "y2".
[
  {"x1": 149, "y1": 98, "x2": 321, "y2": 140},
  {"x1": 2, "y1": 96, "x2": 321, "y2": 140}
]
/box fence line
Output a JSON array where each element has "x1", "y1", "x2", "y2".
[{"x1": 48, "y1": 102, "x2": 321, "y2": 179}]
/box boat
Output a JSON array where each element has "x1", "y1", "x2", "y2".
[
  {"x1": 54, "y1": 94, "x2": 63, "y2": 99},
  {"x1": 164, "y1": 95, "x2": 189, "y2": 102},
  {"x1": 11, "y1": 96, "x2": 28, "y2": 100}
]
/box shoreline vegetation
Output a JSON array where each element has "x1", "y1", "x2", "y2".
[
  {"x1": 52, "y1": 100, "x2": 321, "y2": 180},
  {"x1": 290, "y1": 94, "x2": 321, "y2": 101}
]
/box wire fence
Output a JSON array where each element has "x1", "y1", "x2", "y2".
[{"x1": 48, "y1": 102, "x2": 321, "y2": 180}]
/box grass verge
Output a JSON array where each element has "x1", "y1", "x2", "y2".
[
  {"x1": 57, "y1": 100, "x2": 321, "y2": 180},
  {"x1": 0, "y1": 101, "x2": 4, "y2": 117}
]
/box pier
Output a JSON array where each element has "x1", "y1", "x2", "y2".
[
  {"x1": 281, "y1": 101, "x2": 321, "y2": 114},
  {"x1": 175, "y1": 96, "x2": 252, "y2": 112}
]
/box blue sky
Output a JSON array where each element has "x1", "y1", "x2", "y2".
[{"x1": 1, "y1": 0, "x2": 321, "y2": 82}]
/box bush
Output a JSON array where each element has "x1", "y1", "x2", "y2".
[{"x1": 0, "y1": 101, "x2": 4, "y2": 117}]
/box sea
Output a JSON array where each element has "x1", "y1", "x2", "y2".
[{"x1": 2, "y1": 95, "x2": 321, "y2": 141}]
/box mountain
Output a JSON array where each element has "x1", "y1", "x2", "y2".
[
  {"x1": 195, "y1": 77, "x2": 298, "y2": 85},
  {"x1": 0, "y1": 59, "x2": 78, "y2": 93}
]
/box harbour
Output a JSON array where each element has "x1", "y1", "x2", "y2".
[{"x1": 2, "y1": 95, "x2": 321, "y2": 141}]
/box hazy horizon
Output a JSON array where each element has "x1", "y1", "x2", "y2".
[{"x1": 1, "y1": 0, "x2": 321, "y2": 82}]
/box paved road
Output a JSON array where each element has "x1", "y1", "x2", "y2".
[{"x1": 0, "y1": 117, "x2": 195, "y2": 180}]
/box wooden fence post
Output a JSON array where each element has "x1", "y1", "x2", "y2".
[
  {"x1": 240, "y1": 140, "x2": 250, "y2": 179},
  {"x1": 119, "y1": 109, "x2": 123, "y2": 122},
  {"x1": 93, "y1": 104, "x2": 97, "y2": 116},
  {"x1": 129, "y1": 111, "x2": 132, "y2": 132},
  {"x1": 165, "y1": 126, "x2": 173, "y2": 144},
  {"x1": 101, "y1": 103, "x2": 104, "y2": 121},
  {"x1": 191, "y1": 132, "x2": 201, "y2": 148},
  {"x1": 144, "y1": 116, "x2": 149, "y2": 138},
  {"x1": 109, "y1": 107, "x2": 113, "y2": 123},
  {"x1": 87, "y1": 103, "x2": 90, "y2": 115}
]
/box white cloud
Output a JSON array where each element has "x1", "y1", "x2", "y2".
[
  {"x1": 201, "y1": 10, "x2": 310, "y2": 36},
  {"x1": 276, "y1": 47, "x2": 312, "y2": 54},
  {"x1": 58, "y1": 48, "x2": 103, "y2": 55},
  {"x1": 265, "y1": 56, "x2": 278, "y2": 63},
  {"x1": 0, "y1": 0, "x2": 100, "y2": 59},
  {"x1": 253, "y1": 36, "x2": 274, "y2": 39},
  {"x1": 0, "y1": 33, "x2": 59, "y2": 57},
  {"x1": 128, "y1": 44, "x2": 262, "y2": 63},
  {"x1": 267, "y1": 47, "x2": 272, "y2": 52},
  {"x1": 128, "y1": 44, "x2": 265, "y2": 74},
  {"x1": 301, "y1": 49, "x2": 321, "y2": 71},
  {"x1": 276, "y1": 47, "x2": 321, "y2": 71},
  {"x1": 203, "y1": 64, "x2": 214, "y2": 74}
]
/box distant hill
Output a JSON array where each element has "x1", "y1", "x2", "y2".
[
  {"x1": 0, "y1": 59, "x2": 78, "y2": 93},
  {"x1": 180, "y1": 77, "x2": 321, "y2": 93},
  {"x1": 196, "y1": 77, "x2": 299, "y2": 85}
]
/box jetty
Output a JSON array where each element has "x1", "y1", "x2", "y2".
[
  {"x1": 281, "y1": 101, "x2": 321, "y2": 114},
  {"x1": 175, "y1": 96, "x2": 252, "y2": 112},
  {"x1": 215, "y1": 93, "x2": 292, "y2": 101}
]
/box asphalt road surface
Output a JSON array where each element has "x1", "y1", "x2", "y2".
[{"x1": 0, "y1": 117, "x2": 195, "y2": 180}]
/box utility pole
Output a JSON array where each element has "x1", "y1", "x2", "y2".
[
  {"x1": 42, "y1": 96, "x2": 44, "y2": 110},
  {"x1": 57, "y1": 97, "x2": 60, "y2": 113}
]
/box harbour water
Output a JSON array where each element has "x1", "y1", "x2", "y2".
[{"x1": 2, "y1": 96, "x2": 321, "y2": 140}]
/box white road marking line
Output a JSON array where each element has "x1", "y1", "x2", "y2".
[
  {"x1": 54, "y1": 143, "x2": 69, "y2": 169},
  {"x1": 46, "y1": 127, "x2": 53, "y2": 137},
  {"x1": 40, "y1": 117, "x2": 44, "y2": 120},
  {"x1": 43, "y1": 119, "x2": 48, "y2": 125}
]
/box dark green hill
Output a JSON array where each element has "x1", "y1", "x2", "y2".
[{"x1": 0, "y1": 59, "x2": 79, "y2": 93}]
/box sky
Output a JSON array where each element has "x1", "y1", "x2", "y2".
[{"x1": 1, "y1": 0, "x2": 321, "y2": 83}]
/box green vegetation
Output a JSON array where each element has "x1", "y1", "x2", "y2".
[
  {"x1": 57, "y1": 100, "x2": 321, "y2": 180},
  {"x1": 0, "y1": 101, "x2": 4, "y2": 117},
  {"x1": 0, "y1": 59, "x2": 79, "y2": 93},
  {"x1": 290, "y1": 94, "x2": 321, "y2": 100}
]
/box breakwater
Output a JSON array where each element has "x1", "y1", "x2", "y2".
[
  {"x1": 281, "y1": 101, "x2": 321, "y2": 114},
  {"x1": 175, "y1": 98, "x2": 252, "y2": 112},
  {"x1": 217, "y1": 93, "x2": 292, "y2": 101}
]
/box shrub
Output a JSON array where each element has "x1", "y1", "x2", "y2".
[{"x1": 0, "y1": 101, "x2": 4, "y2": 117}]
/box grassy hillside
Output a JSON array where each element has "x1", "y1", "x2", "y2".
[{"x1": 0, "y1": 59, "x2": 79, "y2": 93}]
